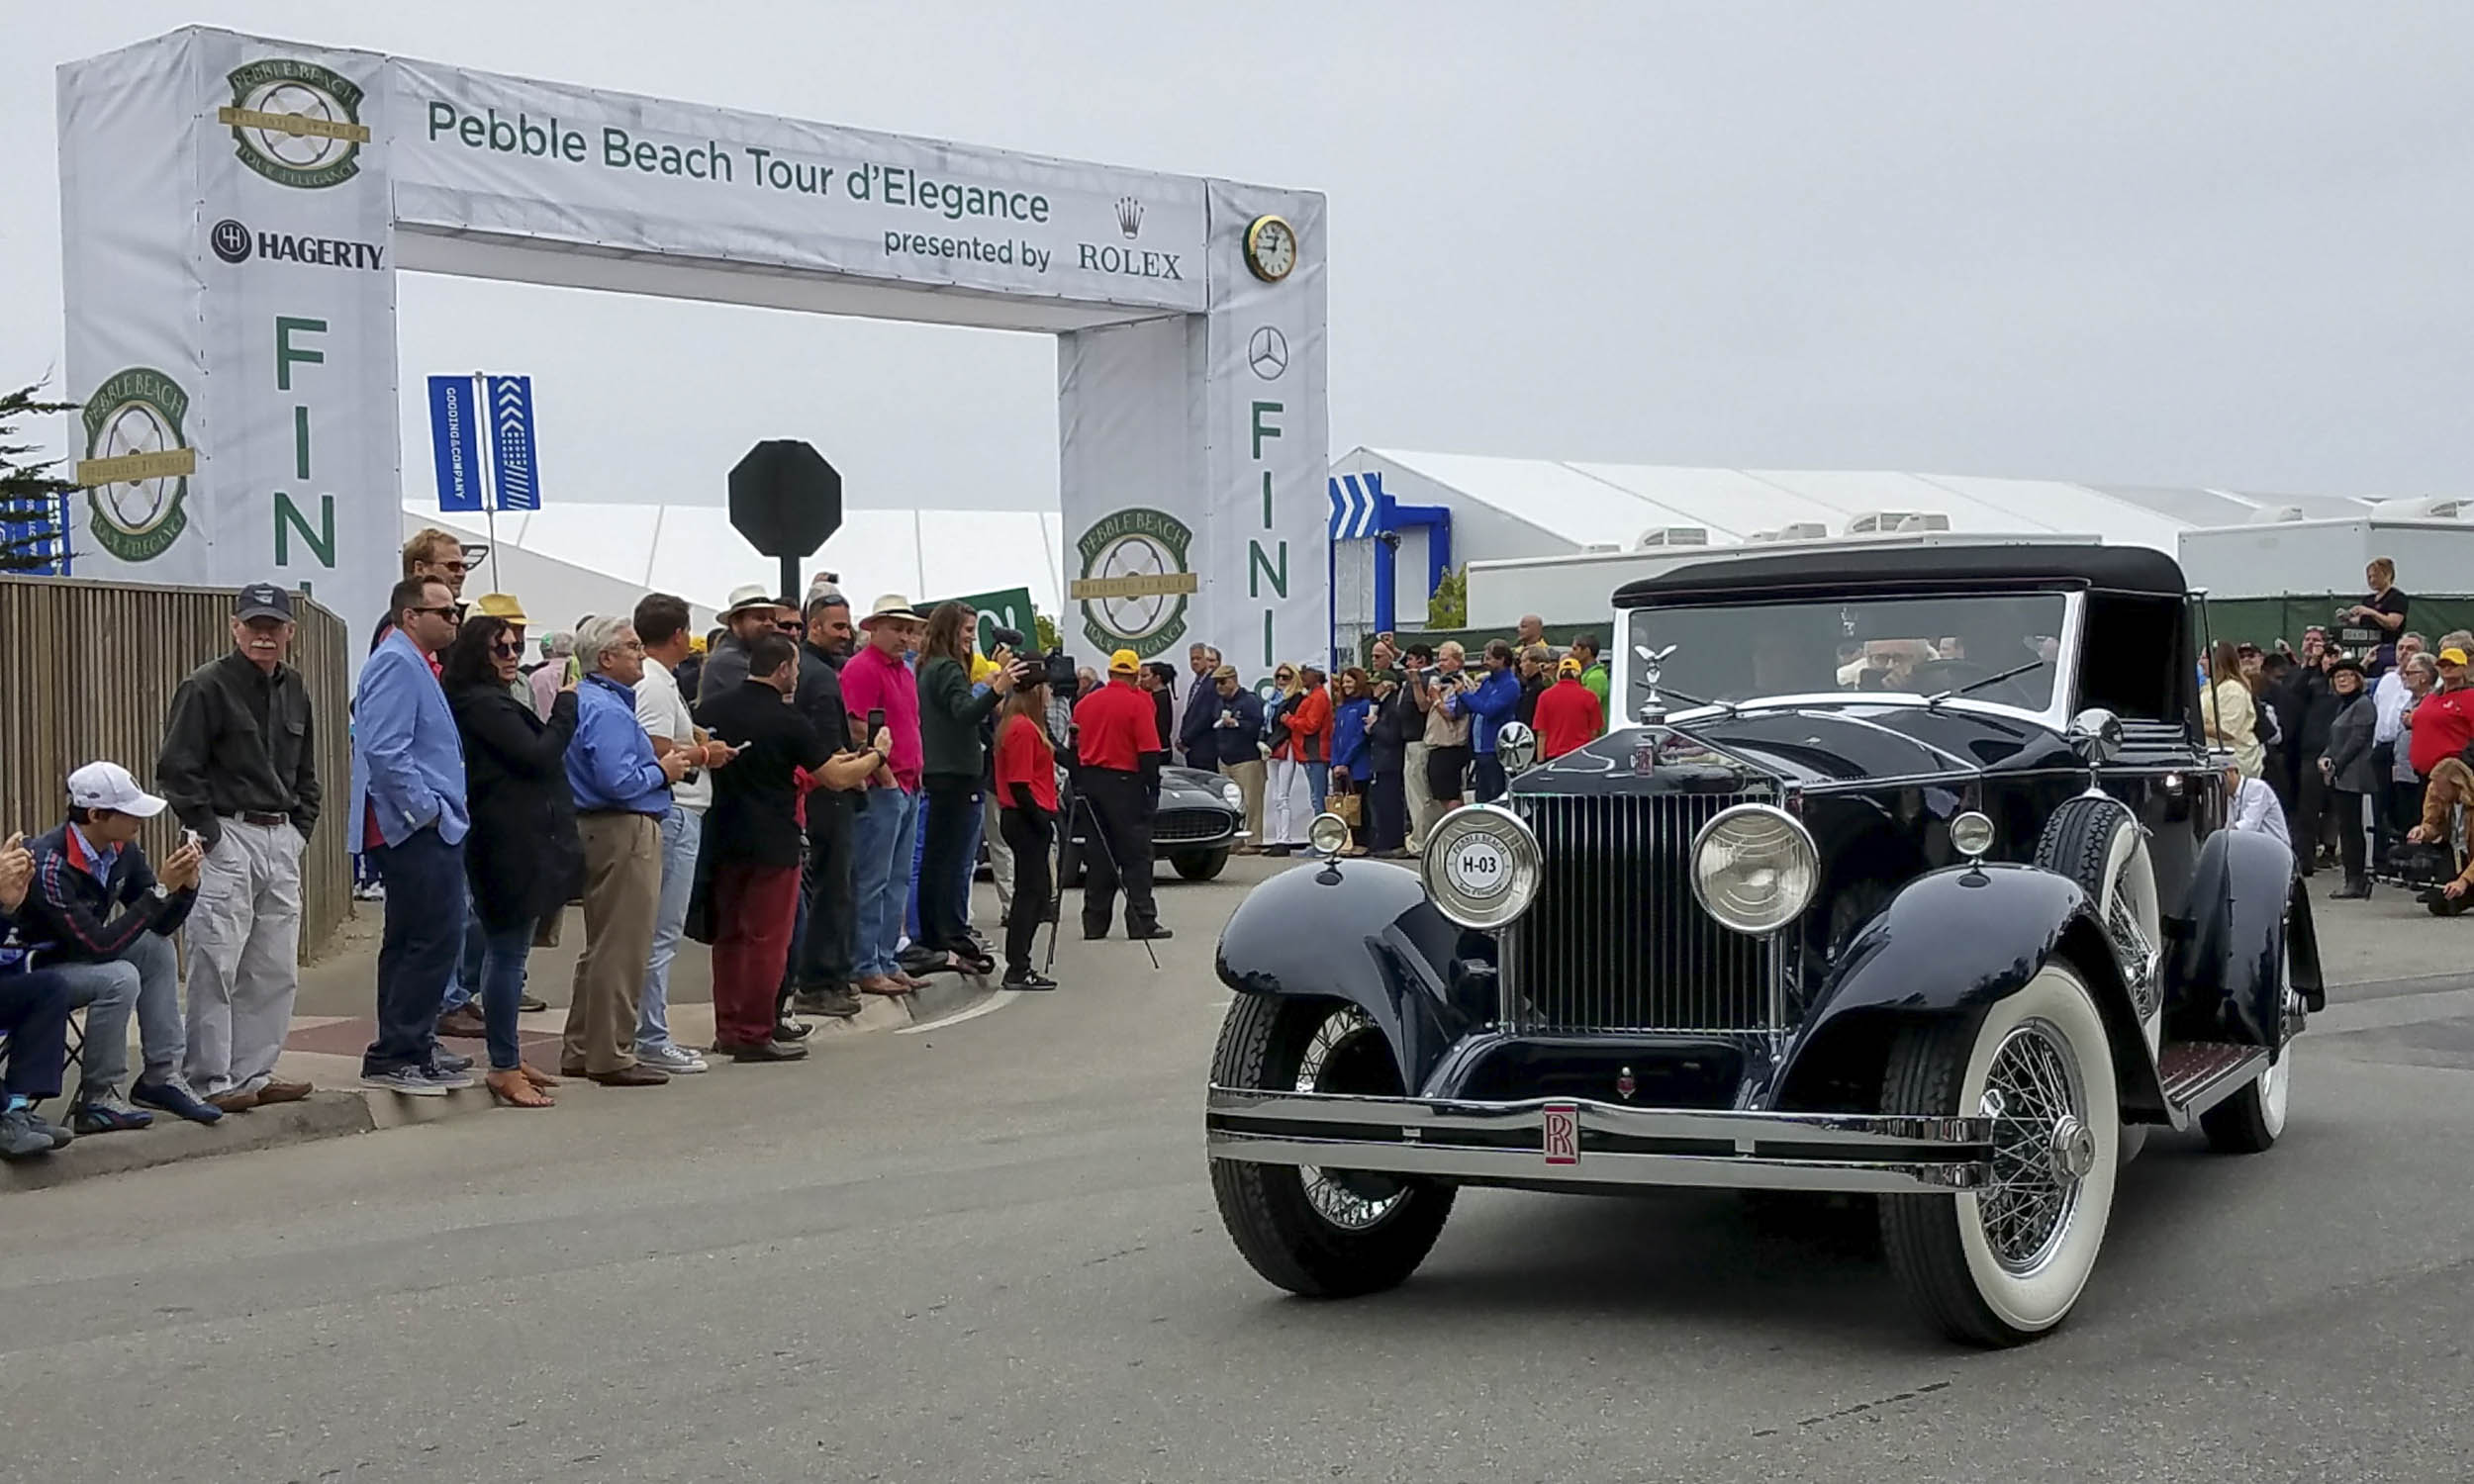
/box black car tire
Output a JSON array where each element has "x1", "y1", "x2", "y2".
[
  {"x1": 1879, "y1": 960, "x2": 2120, "y2": 1347},
  {"x1": 2034, "y1": 794, "x2": 2161, "y2": 1163},
  {"x1": 1173, "y1": 849, "x2": 1231, "y2": 882},
  {"x1": 1208, "y1": 995, "x2": 1455, "y2": 1298}
]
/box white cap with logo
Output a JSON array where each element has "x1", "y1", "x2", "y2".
[{"x1": 67, "y1": 761, "x2": 167, "y2": 818}]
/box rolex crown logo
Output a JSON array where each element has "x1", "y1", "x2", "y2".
[{"x1": 1115, "y1": 196, "x2": 1144, "y2": 238}]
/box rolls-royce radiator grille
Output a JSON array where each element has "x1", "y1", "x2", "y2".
[{"x1": 1501, "y1": 792, "x2": 1784, "y2": 1036}]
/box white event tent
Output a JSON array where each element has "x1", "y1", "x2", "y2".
[{"x1": 402, "y1": 502, "x2": 1067, "y2": 637}]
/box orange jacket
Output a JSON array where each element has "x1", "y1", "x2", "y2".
[{"x1": 1274, "y1": 686, "x2": 1333, "y2": 763}]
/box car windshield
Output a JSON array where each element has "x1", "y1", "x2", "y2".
[{"x1": 1624, "y1": 591, "x2": 2070, "y2": 711}]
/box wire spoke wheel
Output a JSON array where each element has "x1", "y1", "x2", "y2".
[
  {"x1": 1975, "y1": 1020, "x2": 2092, "y2": 1275},
  {"x1": 1295, "y1": 1008, "x2": 1408, "y2": 1231}
]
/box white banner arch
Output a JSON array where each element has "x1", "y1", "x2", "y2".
[{"x1": 58, "y1": 27, "x2": 1327, "y2": 684}]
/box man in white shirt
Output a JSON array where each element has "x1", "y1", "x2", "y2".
[
  {"x1": 2225, "y1": 761, "x2": 2292, "y2": 856},
  {"x1": 2372, "y1": 633, "x2": 2426, "y2": 863},
  {"x1": 630, "y1": 594, "x2": 736, "y2": 1075}
]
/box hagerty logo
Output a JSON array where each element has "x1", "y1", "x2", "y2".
[
  {"x1": 75, "y1": 367, "x2": 196, "y2": 564},
  {"x1": 1070, "y1": 507, "x2": 1198, "y2": 654},
  {"x1": 208, "y1": 218, "x2": 385, "y2": 270},
  {"x1": 218, "y1": 57, "x2": 371, "y2": 190}
]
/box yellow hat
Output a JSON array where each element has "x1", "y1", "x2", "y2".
[
  {"x1": 473, "y1": 593, "x2": 529, "y2": 624},
  {"x1": 1557, "y1": 655, "x2": 1582, "y2": 677},
  {"x1": 2441, "y1": 647, "x2": 2469, "y2": 667},
  {"x1": 1108, "y1": 648, "x2": 1140, "y2": 674}
]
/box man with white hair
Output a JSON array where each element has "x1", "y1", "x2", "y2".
[
  {"x1": 563, "y1": 615, "x2": 695, "y2": 1085},
  {"x1": 528, "y1": 630, "x2": 575, "y2": 720}
]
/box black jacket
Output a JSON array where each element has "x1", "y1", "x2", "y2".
[
  {"x1": 156, "y1": 649, "x2": 322, "y2": 847},
  {"x1": 794, "y1": 638, "x2": 858, "y2": 819},
  {"x1": 16, "y1": 822, "x2": 195, "y2": 963},
  {"x1": 1366, "y1": 683, "x2": 1416, "y2": 775},
  {"x1": 446, "y1": 678, "x2": 582, "y2": 931},
  {"x1": 701, "y1": 678, "x2": 835, "y2": 868},
  {"x1": 1177, "y1": 675, "x2": 1218, "y2": 765},
  {"x1": 694, "y1": 634, "x2": 753, "y2": 720}
]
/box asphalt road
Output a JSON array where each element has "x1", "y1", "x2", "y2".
[{"x1": 6, "y1": 862, "x2": 2471, "y2": 1483}]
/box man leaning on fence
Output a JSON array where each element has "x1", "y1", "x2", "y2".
[{"x1": 156, "y1": 582, "x2": 320, "y2": 1112}]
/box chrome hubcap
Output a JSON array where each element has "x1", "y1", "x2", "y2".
[
  {"x1": 1296, "y1": 1008, "x2": 1407, "y2": 1231},
  {"x1": 1977, "y1": 1018, "x2": 2090, "y2": 1276}
]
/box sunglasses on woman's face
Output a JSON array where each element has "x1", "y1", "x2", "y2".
[{"x1": 488, "y1": 639, "x2": 523, "y2": 657}]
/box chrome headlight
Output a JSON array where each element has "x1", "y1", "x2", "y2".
[
  {"x1": 1690, "y1": 803, "x2": 1819, "y2": 936},
  {"x1": 1420, "y1": 803, "x2": 1542, "y2": 931},
  {"x1": 1218, "y1": 779, "x2": 1244, "y2": 809}
]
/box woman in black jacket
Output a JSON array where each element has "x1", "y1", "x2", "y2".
[
  {"x1": 441, "y1": 616, "x2": 581, "y2": 1108},
  {"x1": 2318, "y1": 657, "x2": 2380, "y2": 900},
  {"x1": 1363, "y1": 673, "x2": 1415, "y2": 858},
  {"x1": 914, "y1": 603, "x2": 1021, "y2": 975}
]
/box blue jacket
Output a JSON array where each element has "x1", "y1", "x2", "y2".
[
  {"x1": 1331, "y1": 696, "x2": 1372, "y2": 774},
  {"x1": 1453, "y1": 668, "x2": 1523, "y2": 755},
  {"x1": 1189, "y1": 687, "x2": 1267, "y2": 771},
  {"x1": 13, "y1": 822, "x2": 196, "y2": 965},
  {"x1": 566, "y1": 673, "x2": 672, "y2": 815},
  {"x1": 349, "y1": 628, "x2": 469, "y2": 847}
]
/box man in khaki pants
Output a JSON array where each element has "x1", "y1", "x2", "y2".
[
  {"x1": 156, "y1": 583, "x2": 322, "y2": 1111},
  {"x1": 560, "y1": 615, "x2": 693, "y2": 1085}
]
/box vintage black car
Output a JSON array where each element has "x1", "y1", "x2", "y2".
[
  {"x1": 1058, "y1": 764, "x2": 1249, "y2": 886},
  {"x1": 1205, "y1": 544, "x2": 2319, "y2": 1345}
]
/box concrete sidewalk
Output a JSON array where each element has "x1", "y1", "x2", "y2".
[{"x1": 5, "y1": 897, "x2": 1001, "y2": 1191}]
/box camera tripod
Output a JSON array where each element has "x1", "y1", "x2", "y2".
[{"x1": 1043, "y1": 788, "x2": 1161, "y2": 974}]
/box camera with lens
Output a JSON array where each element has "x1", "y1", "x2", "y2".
[{"x1": 990, "y1": 624, "x2": 1027, "y2": 652}]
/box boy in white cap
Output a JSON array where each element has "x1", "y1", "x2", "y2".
[{"x1": 16, "y1": 762, "x2": 219, "y2": 1131}]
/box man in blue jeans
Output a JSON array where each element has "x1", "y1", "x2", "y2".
[
  {"x1": 16, "y1": 763, "x2": 223, "y2": 1134},
  {"x1": 348, "y1": 577, "x2": 475, "y2": 1097},
  {"x1": 840, "y1": 596, "x2": 927, "y2": 997},
  {"x1": 0, "y1": 833, "x2": 80, "y2": 1159}
]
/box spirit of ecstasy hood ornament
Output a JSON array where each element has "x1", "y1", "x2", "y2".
[{"x1": 1635, "y1": 642, "x2": 1677, "y2": 725}]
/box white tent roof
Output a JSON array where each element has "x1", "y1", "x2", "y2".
[
  {"x1": 1354, "y1": 448, "x2": 2380, "y2": 553},
  {"x1": 404, "y1": 502, "x2": 1067, "y2": 632}
]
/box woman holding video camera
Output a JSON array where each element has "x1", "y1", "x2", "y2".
[{"x1": 915, "y1": 603, "x2": 1021, "y2": 977}]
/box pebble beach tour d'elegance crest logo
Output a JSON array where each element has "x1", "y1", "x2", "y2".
[
  {"x1": 218, "y1": 58, "x2": 370, "y2": 190},
  {"x1": 1071, "y1": 508, "x2": 1198, "y2": 656},
  {"x1": 75, "y1": 367, "x2": 196, "y2": 564}
]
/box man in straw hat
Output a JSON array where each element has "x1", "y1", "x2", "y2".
[
  {"x1": 696, "y1": 584, "x2": 792, "y2": 718},
  {"x1": 840, "y1": 595, "x2": 930, "y2": 997}
]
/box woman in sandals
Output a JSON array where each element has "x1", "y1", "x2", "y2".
[{"x1": 442, "y1": 615, "x2": 582, "y2": 1108}]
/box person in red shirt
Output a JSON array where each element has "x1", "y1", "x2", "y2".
[
  {"x1": 1071, "y1": 650, "x2": 1168, "y2": 942},
  {"x1": 993, "y1": 674, "x2": 1062, "y2": 989},
  {"x1": 2407, "y1": 647, "x2": 2474, "y2": 780},
  {"x1": 1534, "y1": 656, "x2": 1605, "y2": 761}
]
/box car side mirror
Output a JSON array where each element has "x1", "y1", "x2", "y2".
[
  {"x1": 2067, "y1": 707, "x2": 2123, "y2": 766},
  {"x1": 1497, "y1": 721, "x2": 1539, "y2": 775}
]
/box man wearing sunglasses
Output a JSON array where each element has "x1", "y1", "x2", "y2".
[
  {"x1": 348, "y1": 577, "x2": 475, "y2": 1097},
  {"x1": 154, "y1": 583, "x2": 322, "y2": 1111}
]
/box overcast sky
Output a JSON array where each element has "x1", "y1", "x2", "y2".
[{"x1": 6, "y1": 1, "x2": 2467, "y2": 512}]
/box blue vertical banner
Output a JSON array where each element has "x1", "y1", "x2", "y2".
[
  {"x1": 428, "y1": 374, "x2": 483, "y2": 512},
  {"x1": 488, "y1": 374, "x2": 538, "y2": 511}
]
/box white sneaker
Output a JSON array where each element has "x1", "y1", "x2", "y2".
[{"x1": 637, "y1": 1043, "x2": 708, "y2": 1074}]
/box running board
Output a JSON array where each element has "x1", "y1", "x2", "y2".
[{"x1": 2157, "y1": 1041, "x2": 2269, "y2": 1127}]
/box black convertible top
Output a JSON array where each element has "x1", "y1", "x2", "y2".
[{"x1": 1611, "y1": 542, "x2": 2187, "y2": 606}]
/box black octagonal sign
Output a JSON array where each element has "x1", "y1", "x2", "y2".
[{"x1": 728, "y1": 439, "x2": 843, "y2": 558}]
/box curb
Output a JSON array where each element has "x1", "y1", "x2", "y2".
[
  {"x1": 1, "y1": 1091, "x2": 376, "y2": 1193},
  {"x1": 4, "y1": 972, "x2": 1001, "y2": 1192}
]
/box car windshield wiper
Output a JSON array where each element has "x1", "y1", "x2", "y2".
[{"x1": 1926, "y1": 658, "x2": 2045, "y2": 706}]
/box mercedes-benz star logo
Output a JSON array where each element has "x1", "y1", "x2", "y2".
[
  {"x1": 211, "y1": 219, "x2": 253, "y2": 264},
  {"x1": 1248, "y1": 325, "x2": 1289, "y2": 381}
]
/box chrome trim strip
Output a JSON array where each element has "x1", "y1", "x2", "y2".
[{"x1": 1207, "y1": 1086, "x2": 1992, "y2": 1194}]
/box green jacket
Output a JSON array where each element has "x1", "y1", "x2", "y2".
[
  {"x1": 1580, "y1": 662, "x2": 1611, "y2": 731},
  {"x1": 918, "y1": 654, "x2": 1001, "y2": 780}
]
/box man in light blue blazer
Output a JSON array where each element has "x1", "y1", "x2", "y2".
[{"x1": 348, "y1": 577, "x2": 472, "y2": 1096}]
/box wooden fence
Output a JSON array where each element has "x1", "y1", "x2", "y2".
[{"x1": 0, "y1": 575, "x2": 352, "y2": 959}]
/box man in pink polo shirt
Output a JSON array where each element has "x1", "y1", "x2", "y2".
[{"x1": 838, "y1": 595, "x2": 927, "y2": 997}]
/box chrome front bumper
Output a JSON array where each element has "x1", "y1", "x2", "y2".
[{"x1": 1206, "y1": 1086, "x2": 1994, "y2": 1194}]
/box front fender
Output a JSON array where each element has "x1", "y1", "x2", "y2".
[
  {"x1": 2166, "y1": 827, "x2": 2317, "y2": 1047},
  {"x1": 1214, "y1": 860, "x2": 1483, "y2": 1090},
  {"x1": 1776, "y1": 864, "x2": 2169, "y2": 1118}
]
